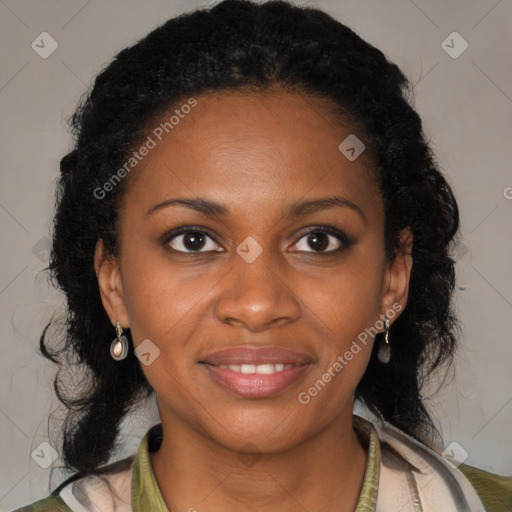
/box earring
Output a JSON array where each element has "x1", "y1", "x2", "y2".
[
  {"x1": 377, "y1": 316, "x2": 391, "y2": 364},
  {"x1": 110, "y1": 321, "x2": 129, "y2": 361}
]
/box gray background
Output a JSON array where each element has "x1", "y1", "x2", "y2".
[{"x1": 1, "y1": 0, "x2": 511, "y2": 509}]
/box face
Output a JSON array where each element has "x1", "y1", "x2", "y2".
[{"x1": 95, "y1": 88, "x2": 412, "y2": 453}]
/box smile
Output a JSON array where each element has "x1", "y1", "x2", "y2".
[
  {"x1": 216, "y1": 363, "x2": 297, "y2": 374},
  {"x1": 201, "y1": 361, "x2": 311, "y2": 398},
  {"x1": 199, "y1": 345, "x2": 314, "y2": 398}
]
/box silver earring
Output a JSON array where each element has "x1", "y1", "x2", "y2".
[
  {"x1": 110, "y1": 321, "x2": 129, "y2": 361},
  {"x1": 377, "y1": 316, "x2": 391, "y2": 364}
]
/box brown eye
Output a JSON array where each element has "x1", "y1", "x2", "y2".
[
  {"x1": 291, "y1": 226, "x2": 354, "y2": 254},
  {"x1": 164, "y1": 229, "x2": 223, "y2": 253},
  {"x1": 306, "y1": 231, "x2": 330, "y2": 251}
]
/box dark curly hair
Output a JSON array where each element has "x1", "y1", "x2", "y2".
[{"x1": 42, "y1": 0, "x2": 461, "y2": 483}]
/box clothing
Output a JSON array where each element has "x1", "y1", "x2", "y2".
[{"x1": 13, "y1": 415, "x2": 512, "y2": 511}]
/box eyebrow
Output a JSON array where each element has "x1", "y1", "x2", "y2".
[{"x1": 147, "y1": 195, "x2": 367, "y2": 225}]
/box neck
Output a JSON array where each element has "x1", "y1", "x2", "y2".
[{"x1": 150, "y1": 407, "x2": 368, "y2": 512}]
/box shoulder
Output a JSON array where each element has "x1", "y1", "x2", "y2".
[
  {"x1": 11, "y1": 493, "x2": 71, "y2": 512},
  {"x1": 359, "y1": 414, "x2": 512, "y2": 511},
  {"x1": 12, "y1": 456, "x2": 135, "y2": 512},
  {"x1": 458, "y1": 463, "x2": 512, "y2": 512}
]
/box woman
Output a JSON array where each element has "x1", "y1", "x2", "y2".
[{"x1": 14, "y1": 0, "x2": 511, "y2": 510}]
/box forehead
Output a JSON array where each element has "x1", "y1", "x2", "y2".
[{"x1": 119, "y1": 88, "x2": 382, "y2": 223}]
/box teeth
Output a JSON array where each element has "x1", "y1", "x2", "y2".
[
  {"x1": 241, "y1": 364, "x2": 256, "y2": 374},
  {"x1": 217, "y1": 363, "x2": 294, "y2": 374},
  {"x1": 255, "y1": 364, "x2": 275, "y2": 374}
]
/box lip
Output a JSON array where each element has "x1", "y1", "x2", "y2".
[
  {"x1": 199, "y1": 346, "x2": 313, "y2": 398},
  {"x1": 200, "y1": 346, "x2": 314, "y2": 366},
  {"x1": 202, "y1": 363, "x2": 311, "y2": 398}
]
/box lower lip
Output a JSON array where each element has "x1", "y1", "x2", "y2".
[{"x1": 202, "y1": 363, "x2": 311, "y2": 398}]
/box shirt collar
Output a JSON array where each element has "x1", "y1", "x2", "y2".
[
  {"x1": 353, "y1": 414, "x2": 381, "y2": 512},
  {"x1": 130, "y1": 423, "x2": 168, "y2": 511},
  {"x1": 130, "y1": 415, "x2": 381, "y2": 511}
]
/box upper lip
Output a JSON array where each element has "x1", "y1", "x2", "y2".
[{"x1": 200, "y1": 346, "x2": 314, "y2": 366}]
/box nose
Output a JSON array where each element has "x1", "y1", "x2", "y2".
[{"x1": 214, "y1": 248, "x2": 301, "y2": 332}]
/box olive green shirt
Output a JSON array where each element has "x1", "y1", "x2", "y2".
[{"x1": 12, "y1": 416, "x2": 512, "y2": 511}]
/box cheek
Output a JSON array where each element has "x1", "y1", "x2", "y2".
[
  {"x1": 295, "y1": 268, "x2": 380, "y2": 416},
  {"x1": 121, "y1": 242, "x2": 205, "y2": 321},
  {"x1": 291, "y1": 250, "x2": 385, "y2": 396},
  {"x1": 300, "y1": 255, "x2": 384, "y2": 334}
]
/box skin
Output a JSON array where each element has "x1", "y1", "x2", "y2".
[{"x1": 95, "y1": 87, "x2": 413, "y2": 512}]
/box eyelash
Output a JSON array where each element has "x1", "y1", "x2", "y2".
[{"x1": 161, "y1": 225, "x2": 355, "y2": 255}]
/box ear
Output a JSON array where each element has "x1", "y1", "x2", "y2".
[
  {"x1": 380, "y1": 227, "x2": 413, "y2": 321},
  {"x1": 94, "y1": 238, "x2": 130, "y2": 328}
]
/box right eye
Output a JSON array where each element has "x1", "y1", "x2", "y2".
[{"x1": 163, "y1": 227, "x2": 223, "y2": 253}]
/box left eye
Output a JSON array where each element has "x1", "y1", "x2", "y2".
[{"x1": 291, "y1": 229, "x2": 345, "y2": 253}]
